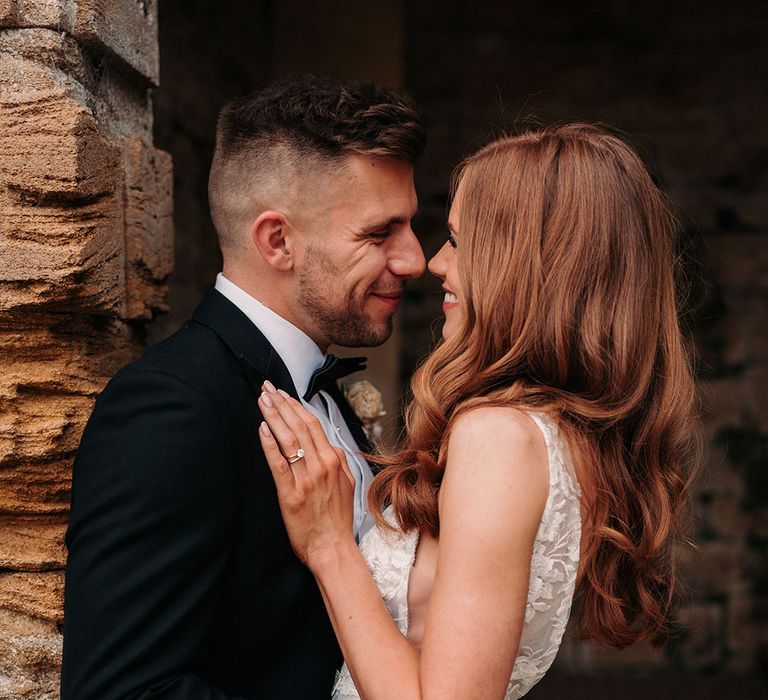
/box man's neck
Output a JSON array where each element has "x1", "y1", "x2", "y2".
[{"x1": 220, "y1": 268, "x2": 329, "y2": 352}]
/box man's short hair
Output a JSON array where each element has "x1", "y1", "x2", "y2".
[{"x1": 208, "y1": 75, "x2": 426, "y2": 251}]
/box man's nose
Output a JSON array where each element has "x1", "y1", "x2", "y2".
[{"x1": 389, "y1": 226, "x2": 426, "y2": 279}]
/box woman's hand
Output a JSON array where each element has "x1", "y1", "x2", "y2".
[{"x1": 257, "y1": 382, "x2": 356, "y2": 569}]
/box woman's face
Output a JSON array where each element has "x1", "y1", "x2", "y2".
[{"x1": 427, "y1": 185, "x2": 464, "y2": 340}]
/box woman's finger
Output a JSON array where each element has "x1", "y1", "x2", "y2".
[
  {"x1": 258, "y1": 392, "x2": 311, "y2": 476},
  {"x1": 276, "y1": 390, "x2": 345, "y2": 468},
  {"x1": 258, "y1": 420, "x2": 295, "y2": 491},
  {"x1": 334, "y1": 446, "x2": 356, "y2": 489},
  {"x1": 264, "y1": 388, "x2": 319, "y2": 455}
]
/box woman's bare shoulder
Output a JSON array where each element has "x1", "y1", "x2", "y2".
[
  {"x1": 448, "y1": 405, "x2": 546, "y2": 456},
  {"x1": 439, "y1": 405, "x2": 550, "y2": 556}
]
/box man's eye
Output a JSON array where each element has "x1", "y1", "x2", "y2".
[
  {"x1": 369, "y1": 231, "x2": 389, "y2": 241},
  {"x1": 447, "y1": 232, "x2": 457, "y2": 249}
]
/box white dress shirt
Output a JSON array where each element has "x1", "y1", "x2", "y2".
[{"x1": 215, "y1": 273, "x2": 374, "y2": 539}]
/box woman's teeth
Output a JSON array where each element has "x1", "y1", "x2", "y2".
[{"x1": 444, "y1": 292, "x2": 458, "y2": 304}]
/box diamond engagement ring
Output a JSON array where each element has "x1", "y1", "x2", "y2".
[{"x1": 287, "y1": 448, "x2": 305, "y2": 464}]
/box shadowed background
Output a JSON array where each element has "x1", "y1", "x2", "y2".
[{"x1": 151, "y1": 1, "x2": 767, "y2": 697}]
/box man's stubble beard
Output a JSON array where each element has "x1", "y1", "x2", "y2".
[{"x1": 297, "y1": 245, "x2": 393, "y2": 348}]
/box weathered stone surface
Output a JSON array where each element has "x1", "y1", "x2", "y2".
[
  {"x1": 0, "y1": 90, "x2": 119, "y2": 197},
  {"x1": 0, "y1": 28, "x2": 153, "y2": 141},
  {"x1": 0, "y1": 1, "x2": 163, "y2": 697},
  {"x1": 123, "y1": 135, "x2": 173, "y2": 319},
  {"x1": 574, "y1": 638, "x2": 669, "y2": 670},
  {"x1": 0, "y1": 393, "x2": 91, "y2": 465},
  {"x1": 0, "y1": 572, "x2": 63, "y2": 623},
  {"x1": 0, "y1": 459, "x2": 71, "y2": 514},
  {"x1": 727, "y1": 593, "x2": 768, "y2": 673},
  {"x1": 0, "y1": 516, "x2": 66, "y2": 570},
  {"x1": 0, "y1": 609, "x2": 61, "y2": 700},
  {"x1": 0, "y1": 0, "x2": 158, "y2": 85},
  {"x1": 0, "y1": 312, "x2": 139, "y2": 399},
  {"x1": 674, "y1": 604, "x2": 725, "y2": 670},
  {"x1": 675, "y1": 540, "x2": 748, "y2": 598},
  {"x1": 706, "y1": 235, "x2": 768, "y2": 294},
  {"x1": 0, "y1": 27, "x2": 97, "y2": 97},
  {"x1": 0, "y1": 314, "x2": 140, "y2": 516},
  {"x1": 75, "y1": 0, "x2": 159, "y2": 85},
  {"x1": 0, "y1": 91, "x2": 125, "y2": 314},
  {"x1": 0, "y1": 0, "x2": 71, "y2": 28}
]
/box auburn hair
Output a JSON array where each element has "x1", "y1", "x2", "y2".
[{"x1": 368, "y1": 123, "x2": 699, "y2": 648}]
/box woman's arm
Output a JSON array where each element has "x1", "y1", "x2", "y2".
[{"x1": 258, "y1": 388, "x2": 548, "y2": 700}]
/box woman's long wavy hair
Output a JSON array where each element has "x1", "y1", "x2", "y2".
[{"x1": 368, "y1": 123, "x2": 699, "y2": 648}]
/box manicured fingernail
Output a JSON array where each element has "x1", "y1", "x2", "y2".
[
  {"x1": 260, "y1": 421, "x2": 271, "y2": 437},
  {"x1": 260, "y1": 391, "x2": 273, "y2": 407},
  {"x1": 263, "y1": 380, "x2": 277, "y2": 393},
  {"x1": 277, "y1": 389, "x2": 290, "y2": 398}
]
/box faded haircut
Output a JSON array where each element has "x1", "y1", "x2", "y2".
[{"x1": 208, "y1": 75, "x2": 426, "y2": 252}]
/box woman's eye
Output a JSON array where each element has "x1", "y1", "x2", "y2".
[{"x1": 447, "y1": 232, "x2": 457, "y2": 249}]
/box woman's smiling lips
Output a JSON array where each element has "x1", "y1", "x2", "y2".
[{"x1": 442, "y1": 287, "x2": 459, "y2": 311}]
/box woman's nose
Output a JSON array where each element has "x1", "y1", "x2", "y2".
[{"x1": 427, "y1": 241, "x2": 450, "y2": 279}]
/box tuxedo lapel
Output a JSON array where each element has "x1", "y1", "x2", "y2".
[
  {"x1": 325, "y1": 382, "x2": 375, "y2": 456},
  {"x1": 192, "y1": 288, "x2": 375, "y2": 456},
  {"x1": 190, "y1": 288, "x2": 299, "y2": 400}
]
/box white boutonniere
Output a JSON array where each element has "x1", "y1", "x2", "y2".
[{"x1": 344, "y1": 380, "x2": 386, "y2": 442}]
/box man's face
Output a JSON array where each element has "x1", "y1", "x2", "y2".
[{"x1": 294, "y1": 156, "x2": 424, "y2": 348}]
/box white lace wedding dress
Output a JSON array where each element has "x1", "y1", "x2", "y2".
[{"x1": 332, "y1": 412, "x2": 582, "y2": 699}]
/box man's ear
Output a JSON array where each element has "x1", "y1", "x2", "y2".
[{"x1": 251, "y1": 211, "x2": 294, "y2": 271}]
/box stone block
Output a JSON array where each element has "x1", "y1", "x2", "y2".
[
  {"x1": 0, "y1": 311, "x2": 139, "y2": 398},
  {"x1": 673, "y1": 603, "x2": 725, "y2": 670},
  {"x1": 0, "y1": 90, "x2": 126, "y2": 314},
  {"x1": 75, "y1": 0, "x2": 159, "y2": 85},
  {"x1": 0, "y1": 515, "x2": 67, "y2": 570},
  {"x1": 706, "y1": 235, "x2": 768, "y2": 295},
  {"x1": 0, "y1": 392, "x2": 92, "y2": 464},
  {"x1": 675, "y1": 539, "x2": 749, "y2": 598},
  {"x1": 0, "y1": 0, "x2": 72, "y2": 28},
  {"x1": 123, "y1": 135, "x2": 173, "y2": 319},
  {"x1": 0, "y1": 89, "x2": 119, "y2": 198},
  {"x1": 0, "y1": 1, "x2": 158, "y2": 85},
  {"x1": 727, "y1": 593, "x2": 768, "y2": 673},
  {"x1": 0, "y1": 608, "x2": 61, "y2": 700},
  {"x1": 0, "y1": 0, "x2": 14, "y2": 23},
  {"x1": 0, "y1": 27, "x2": 95, "y2": 92},
  {"x1": 0, "y1": 314, "x2": 140, "y2": 515},
  {"x1": 701, "y1": 490, "x2": 751, "y2": 539},
  {"x1": 0, "y1": 460, "x2": 71, "y2": 514},
  {"x1": 0, "y1": 571, "x2": 63, "y2": 623},
  {"x1": 0, "y1": 29, "x2": 153, "y2": 141},
  {"x1": 575, "y1": 638, "x2": 669, "y2": 670}
]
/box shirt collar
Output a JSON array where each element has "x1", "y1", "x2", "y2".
[{"x1": 214, "y1": 273, "x2": 325, "y2": 396}]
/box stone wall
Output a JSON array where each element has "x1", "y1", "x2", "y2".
[
  {"x1": 0, "y1": 1, "x2": 171, "y2": 696},
  {"x1": 404, "y1": 0, "x2": 768, "y2": 688}
]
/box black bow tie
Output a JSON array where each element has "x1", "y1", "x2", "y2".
[{"x1": 303, "y1": 354, "x2": 367, "y2": 402}]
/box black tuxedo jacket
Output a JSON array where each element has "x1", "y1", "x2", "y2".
[{"x1": 62, "y1": 289, "x2": 371, "y2": 699}]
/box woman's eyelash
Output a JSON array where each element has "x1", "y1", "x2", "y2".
[{"x1": 447, "y1": 232, "x2": 457, "y2": 249}]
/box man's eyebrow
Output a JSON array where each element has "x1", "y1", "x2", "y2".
[{"x1": 360, "y1": 216, "x2": 410, "y2": 232}]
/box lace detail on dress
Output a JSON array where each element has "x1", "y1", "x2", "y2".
[
  {"x1": 332, "y1": 412, "x2": 581, "y2": 699},
  {"x1": 331, "y1": 509, "x2": 419, "y2": 698}
]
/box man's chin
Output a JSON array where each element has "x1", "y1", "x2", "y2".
[{"x1": 331, "y1": 318, "x2": 392, "y2": 348}]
